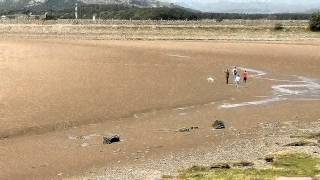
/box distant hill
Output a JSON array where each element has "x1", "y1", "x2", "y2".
[{"x1": 0, "y1": 0, "x2": 173, "y2": 12}]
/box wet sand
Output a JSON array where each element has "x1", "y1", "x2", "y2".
[{"x1": 0, "y1": 39, "x2": 319, "y2": 179}]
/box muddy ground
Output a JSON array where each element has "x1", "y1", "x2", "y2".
[{"x1": 0, "y1": 39, "x2": 319, "y2": 179}]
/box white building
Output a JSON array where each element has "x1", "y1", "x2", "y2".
[{"x1": 81, "y1": 0, "x2": 129, "y2": 5}]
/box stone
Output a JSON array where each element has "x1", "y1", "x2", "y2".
[
  {"x1": 284, "y1": 141, "x2": 318, "y2": 147},
  {"x1": 265, "y1": 155, "x2": 275, "y2": 163},
  {"x1": 210, "y1": 163, "x2": 231, "y2": 169},
  {"x1": 177, "y1": 126, "x2": 199, "y2": 132},
  {"x1": 177, "y1": 127, "x2": 190, "y2": 132},
  {"x1": 212, "y1": 120, "x2": 225, "y2": 129},
  {"x1": 190, "y1": 126, "x2": 199, "y2": 130},
  {"x1": 232, "y1": 161, "x2": 254, "y2": 167},
  {"x1": 103, "y1": 135, "x2": 120, "y2": 144}
]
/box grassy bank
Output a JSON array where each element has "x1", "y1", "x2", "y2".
[
  {"x1": 1, "y1": 20, "x2": 319, "y2": 41},
  {"x1": 174, "y1": 152, "x2": 320, "y2": 180}
]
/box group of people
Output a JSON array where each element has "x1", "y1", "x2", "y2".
[{"x1": 225, "y1": 67, "x2": 248, "y2": 88}]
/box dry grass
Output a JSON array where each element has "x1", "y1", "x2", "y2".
[{"x1": 0, "y1": 20, "x2": 319, "y2": 41}]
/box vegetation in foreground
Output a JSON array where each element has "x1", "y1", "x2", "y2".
[
  {"x1": 174, "y1": 153, "x2": 320, "y2": 180},
  {"x1": 310, "y1": 12, "x2": 320, "y2": 32}
]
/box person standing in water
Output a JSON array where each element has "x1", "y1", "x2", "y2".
[
  {"x1": 225, "y1": 69, "x2": 230, "y2": 84},
  {"x1": 243, "y1": 70, "x2": 248, "y2": 83},
  {"x1": 232, "y1": 66, "x2": 238, "y2": 78},
  {"x1": 235, "y1": 74, "x2": 241, "y2": 88}
]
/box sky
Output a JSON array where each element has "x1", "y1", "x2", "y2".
[{"x1": 164, "y1": 0, "x2": 320, "y2": 13}]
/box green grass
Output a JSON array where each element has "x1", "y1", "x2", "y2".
[{"x1": 176, "y1": 153, "x2": 320, "y2": 180}]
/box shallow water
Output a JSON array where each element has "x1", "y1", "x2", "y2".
[{"x1": 220, "y1": 68, "x2": 320, "y2": 109}]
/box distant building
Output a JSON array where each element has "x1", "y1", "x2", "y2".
[
  {"x1": 80, "y1": 0, "x2": 173, "y2": 8},
  {"x1": 81, "y1": 0, "x2": 127, "y2": 5},
  {"x1": 1, "y1": 15, "x2": 6, "y2": 20}
]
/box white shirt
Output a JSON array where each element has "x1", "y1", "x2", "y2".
[
  {"x1": 235, "y1": 76, "x2": 241, "y2": 82},
  {"x1": 233, "y1": 68, "x2": 237, "y2": 76}
]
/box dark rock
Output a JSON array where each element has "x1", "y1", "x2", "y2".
[
  {"x1": 177, "y1": 126, "x2": 199, "y2": 132},
  {"x1": 177, "y1": 127, "x2": 190, "y2": 132},
  {"x1": 210, "y1": 163, "x2": 231, "y2": 169},
  {"x1": 103, "y1": 135, "x2": 120, "y2": 144},
  {"x1": 212, "y1": 120, "x2": 225, "y2": 129},
  {"x1": 284, "y1": 141, "x2": 318, "y2": 147},
  {"x1": 189, "y1": 166, "x2": 209, "y2": 172},
  {"x1": 264, "y1": 155, "x2": 275, "y2": 163},
  {"x1": 232, "y1": 161, "x2": 254, "y2": 167}
]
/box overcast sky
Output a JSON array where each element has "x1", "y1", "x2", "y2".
[
  {"x1": 166, "y1": 0, "x2": 319, "y2": 3},
  {"x1": 164, "y1": 0, "x2": 320, "y2": 13}
]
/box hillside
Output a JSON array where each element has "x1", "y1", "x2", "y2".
[{"x1": 0, "y1": 0, "x2": 172, "y2": 12}]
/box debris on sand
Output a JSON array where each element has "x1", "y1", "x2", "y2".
[
  {"x1": 176, "y1": 127, "x2": 199, "y2": 133},
  {"x1": 284, "y1": 141, "x2": 318, "y2": 147},
  {"x1": 212, "y1": 120, "x2": 226, "y2": 129},
  {"x1": 103, "y1": 135, "x2": 120, "y2": 144},
  {"x1": 207, "y1": 77, "x2": 215, "y2": 83}
]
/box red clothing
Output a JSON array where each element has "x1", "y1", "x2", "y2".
[{"x1": 243, "y1": 72, "x2": 248, "y2": 78}]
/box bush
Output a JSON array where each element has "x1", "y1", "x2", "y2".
[
  {"x1": 45, "y1": 12, "x2": 58, "y2": 20},
  {"x1": 216, "y1": 17, "x2": 224, "y2": 22},
  {"x1": 310, "y1": 12, "x2": 320, "y2": 32},
  {"x1": 274, "y1": 23, "x2": 284, "y2": 31}
]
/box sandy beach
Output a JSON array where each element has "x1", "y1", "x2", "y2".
[{"x1": 0, "y1": 39, "x2": 319, "y2": 179}]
